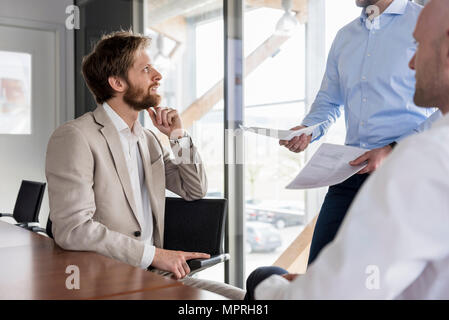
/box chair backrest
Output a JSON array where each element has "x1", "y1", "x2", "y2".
[
  {"x1": 163, "y1": 197, "x2": 227, "y2": 256},
  {"x1": 13, "y1": 180, "x2": 46, "y2": 223}
]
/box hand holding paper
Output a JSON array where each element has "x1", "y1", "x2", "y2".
[
  {"x1": 286, "y1": 143, "x2": 368, "y2": 189},
  {"x1": 348, "y1": 145, "x2": 393, "y2": 174},
  {"x1": 279, "y1": 125, "x2": 312, "y2": 153},
  {"x1": 239, "y1": 122, "x2": 324, "y2": 141}
]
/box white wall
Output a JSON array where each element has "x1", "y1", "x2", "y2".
[
  {"x1": 0, "y1": 0, "x2": 75, "y2": 227},
  {"x1": 0, "y1": 0, "x2": 75, "y2": 122}
]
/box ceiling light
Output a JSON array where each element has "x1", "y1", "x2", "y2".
[{"x1": 275, "y1": 0, "x2": 299, "y2": 36}]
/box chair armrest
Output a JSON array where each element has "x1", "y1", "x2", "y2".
[
  {"x1": 15, "y1": 222, "x2": 40, "y2": 229},
  {"x1": 187, "y1": 254, "x2": 230, "y2": 275},
  {"x1": 0, "y1": 213, "x2": 13, "y2": 218},
  {"x1": 30, "y1": 226, "x2": 47, "y2": 234},
  {"x1": 15, "y1": 222, "x2": 29, "y2": 228}
]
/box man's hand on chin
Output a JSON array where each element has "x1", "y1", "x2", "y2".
[
  {"x1": 147, "y1": 106, "x2": 185, "y2": 139},
  {"x1": 151, "y1": 248, "x2": 210, "y2": 280}
]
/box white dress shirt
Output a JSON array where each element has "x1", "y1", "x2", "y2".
[
  {"x1": 103, "y1": 103, "x2": 155, "y2": 269},
  {"x1": 256, "y1": 112, "x2": 449, "y2": 299}
]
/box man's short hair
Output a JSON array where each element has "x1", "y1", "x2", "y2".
[{"x1": 81, "y1": 30, "x2": 151, "y2": 104}]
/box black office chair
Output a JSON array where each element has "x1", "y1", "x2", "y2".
[
  {"x1": 45, "y1": 197, "x2": 230, "y2": 274},
  {"x1": 163, "y1": 197, "x2": 230, "y2": 274},
  {"x1": 0, "y1": 180, "x2": 46, "y2": 233}
]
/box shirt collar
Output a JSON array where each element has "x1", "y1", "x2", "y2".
[
  {"x1": 383, "y1": 0, "x2": 408, "y2": 15},
  {"x1": 360, "y1": 0, "x2": 408, "y2": 22},
  {"x1": 102, "y1": 102, "x2": 143, "y2": 138},
  {"x1": 431, "y1": 111, "x2": 449, "y2": 130}
]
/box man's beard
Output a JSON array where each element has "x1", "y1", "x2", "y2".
[
  {"x1": 414, "y1": 52, "x2": 444, "y2": 109},
  {"x1": 356, "y1": 0, "x2": 378, "y2": 8},
  {"x1": 123, "y1": 82, "x2": 161, "y2": 112},
  {"x1": 414, "y1": 75, "x2": 442, "y2": 109}
]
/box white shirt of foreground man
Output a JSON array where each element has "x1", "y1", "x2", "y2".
[{"x1": 256, "y1": 113, "x2": 449, "y2": 299}]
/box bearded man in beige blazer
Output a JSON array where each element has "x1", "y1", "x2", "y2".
[{"x1": 45, "y1": 31, "x2": 214, "y2": 281}]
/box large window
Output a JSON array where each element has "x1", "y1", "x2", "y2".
[
  {"x1": 143, "y1": 0, "x2": 225, "y2": 282},
  {"x1": 143, "y1": 0, "x2": 367, "y2": 286},
  {"x1": 144, "y1": 1, "x2": 224, "y2": 199},
  {"x1": 243, "y1": 3, "x2": 306, "y2": 278}
]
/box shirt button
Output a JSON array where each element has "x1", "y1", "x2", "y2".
[
  {"x1": 362, "y1": 76, "x2": 367, "y2": 81},
  {"x1": 363, "y1": 98, "x2": 367, "y2": 103},
  {"x1": 367, "y1": 53, "x2": 371, "y2": 57},
  {"x1": 134, "y1": 231, "x2": 141, "y2": 237}
]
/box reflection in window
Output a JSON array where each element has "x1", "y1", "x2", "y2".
[
  {"x1": 143, "y1": 0, "x2": 225, "y2": 282},
  {"x1": 144, "y1": 1, "x2": 225, "y2": 200},
  {"x1": 0, "y1": 51, "x2": 31, "y2": 134},
  {"x1": 243, "y1": 1, "x2": 307, "y2": 278}
]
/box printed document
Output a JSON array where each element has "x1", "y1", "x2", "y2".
[
  {"x1": 239, "y1": 122, "x2": 325, "y2": 140},
  {"x1": 286, "y1": 143, "x2": 368, "y2": 189}
]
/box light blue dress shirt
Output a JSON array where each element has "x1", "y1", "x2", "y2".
[{"x1": 302, "y1": 0, "x2": 438, "y2": 149}]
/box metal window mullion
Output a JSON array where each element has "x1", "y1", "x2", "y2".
[
  {"x1": 304, "y1": 0, "x2": 326, "y2": 224},
  {"x1": 224, "y1": 0, "x2": 245, "y2": 289}
]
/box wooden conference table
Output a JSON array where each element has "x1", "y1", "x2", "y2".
[{"x1": 0, "y1": 221, "x2": 226, "y2": 300}]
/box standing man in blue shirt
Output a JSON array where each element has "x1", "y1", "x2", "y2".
[{"x1": 280, "y1": 0, "x2": 439, "y2": 265}]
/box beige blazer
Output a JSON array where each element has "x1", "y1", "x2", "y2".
[{"x1": 45, "y1": 106, "x2": 207, "y2": 267}]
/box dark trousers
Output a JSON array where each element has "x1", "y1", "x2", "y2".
[
  {"x1": 244, "y1": 266, "x2": 288, "y2": 300},
  {"x1": 307, "y1": 173, "x2": 369, "y2": 265}
]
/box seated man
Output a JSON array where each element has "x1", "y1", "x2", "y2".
[
  {"x1": 45, "y1": 31, "x2": 245, "y2": 299},
  {"x1": 247, "y1": 0, "x2": 449, "y2": 299}
]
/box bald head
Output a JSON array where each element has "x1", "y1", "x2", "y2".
[
  {"x1": 418, "y1": 0, "x2": 449, "y2": 43},
  {"x1": 410, "y1": 0, "x2": 449, "y2": 113}
]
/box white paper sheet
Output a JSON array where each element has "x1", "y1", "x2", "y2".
[
  {"x1": 286, "y1": 143, "x2": 369, "y2": 189},
  {"x1": 239, "y1": 122, "x2": 325, "y2": 140}
]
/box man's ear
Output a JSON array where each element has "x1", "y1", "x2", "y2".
[{"x1": 107, "y1": 76, "x2": 127, "y2": 93}]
